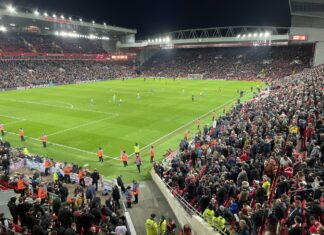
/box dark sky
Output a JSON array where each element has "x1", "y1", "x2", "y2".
[{"x1": 9, "y1": 0, "x2": 291, "y2": 38}]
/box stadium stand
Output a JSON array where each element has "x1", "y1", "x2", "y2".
[
  {"x1": 0, "y1": 33, "x2": 106, "y2": 54},
  {"x1": 153, "y1": 64, "x2": 324, "y2": 235},
  {"x1": 0, "y1": 60, "x2": 136, "y2": 89},
  {"x1": 141, "y1": 45, "x2": 313, "y2": 81}
]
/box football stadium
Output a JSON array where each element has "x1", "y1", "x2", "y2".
[{"x1": 0, "y1": 0, "x2": 323, "y2": 234}]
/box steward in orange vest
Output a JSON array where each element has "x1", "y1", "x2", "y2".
[
  {"x1": 17, "y1": 178, "x2": 26, "y2": 196},
  {"x1": 41, "y1": 133, "x2": 47, "y2": 148},
  {"x1": 0, "y1": 123, "x2": 4, "y2": 136},
  {"x1": 78, "y1": 169, "x2": 86, "y2": 187},
  {"x1": 64, "y1": 165, "x2": 72, "y2": 183},
  {"x1": 121, "y1": 151, "x2": 128, "y2": 167},
  {"x1": 37, "y1": 185, "x2": 47, "y2": 200},
  {"x1": 149, "y1": 146, "x2": 155, "y2": 163},
  {"x1": 98, "y1": 147, "x2": 104, "y2": 163},
  {"x1": 19, "y1": 128, "x2": 25, "y2": 141},
  {"x1": 132, "y1": 181, "x2": 140, "y2": 204}
]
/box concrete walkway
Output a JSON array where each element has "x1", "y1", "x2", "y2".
[{"x1": 126, "y1": 180, "x2": 180, "y2": 235}]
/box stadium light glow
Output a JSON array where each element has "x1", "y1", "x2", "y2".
[
  {"x1": 53, "y1": 14, "x2": 57, "y2": 18},
  {"x1": 242, "y1": 34, "x2": 246, "y2": 38},
  {"x1": 69, "y1": 17, "x2": 72, "y2": 20},
  {"x1": 264, "y1": 31, "x2": 271, "y2": 37},
  {"x1": 44, "y1": 12, "x2": 48, "y2": 17},
  {"x1": 34, "y1": 10, "x2": 40, "y2": 16},
  {"x1": 166, "y1": 36, "x2": 171, "y2": 42},
  {"x1": 253, "y1": 33, "x2": 258, "y2": 37},
  {"x1": 7, "y1": 5, "x2": 16, "y2": 13},
  {"x1": 92, "y1": 20, "x2": 95, "y2": 24},
  {"x1": 60, "y1": 15, "x2": 65, "y2": 19},
  {"x1": 237, "y1": 34, "x2": 241, "y2": 38},
  {"x1": 103, "y1": 22, "x2": 106, "y2": 26},
  {"x1": 248, "y1": 33, "x2": 252, "y2": 37},
  {"x1": 259, "y1": 33, "x2": 264, "y2": 37},
  {"x1": 79, "y1": 18, "x2": 83, "y2": 22},
  {"x1": 0, "y1": 26, "x2": 7, "y2": 32}
]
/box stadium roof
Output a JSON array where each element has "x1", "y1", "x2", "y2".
[
  {"x1": 0, "y1": 6, "x2": 136, "y2": 39},
  {"x1": 289, "y1": 0, "x2": 324, "y2": 18}
]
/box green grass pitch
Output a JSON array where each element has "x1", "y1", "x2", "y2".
[{"x1": 0, "y1": 78, "x2": 263, "y2": 182}]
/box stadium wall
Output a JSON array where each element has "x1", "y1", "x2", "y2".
[{"x1": 151, "y1": 169, "x2": 220, "y2": 235}]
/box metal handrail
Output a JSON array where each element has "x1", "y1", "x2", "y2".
[{"x1": 160, "y1": 177, "x2": 227, "y2": 235}]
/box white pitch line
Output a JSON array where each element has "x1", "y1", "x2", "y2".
[
  {"x1": 4, "y1": 119, "x2": 26, "y2": 126},
  {"x1": 6, "y1": 131, "x2": 119, "y2": 161},
  {"x1": 0, "y1": 114, "x2": 25, "y2": 120},
  {"x1": 0, "y1": 97, "x2": 116, "y2": 116},
  {"x1": 46, "y1": 115, "x2": 119, "y2": 137},
  {"x1": 116, "y1": 95, "x2": 240, "y2": 160}
]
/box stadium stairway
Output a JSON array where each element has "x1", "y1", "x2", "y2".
[{"x1": 126, "y1": 180, "x2": 180, "y2": 234}]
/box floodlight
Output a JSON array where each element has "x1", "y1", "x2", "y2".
[
  {"x1": 248, "y1": 33, "x2": 252, "y2": 37},
  {"x1": 34, "y1": 10, "x2": 39, "y2": 16},
  {"x1": 158, "y1": 38, "x2": 162, "y2": 42},
  {"x1": 259, "y1": 33, "x2": 263, "y2": 37},
  {"x1": 242, "y1": 34, "x2": 246, "y2": 38},
  {"x1": 237, "y1": 34, "x2": 241, "y2": 38},
  {"x1": 264, "y1": 32, "x2": 270, "y2": 37},
  {"x1": 60, "y1": 15, "x2": 65, "y2": 19},
  {"x1": 7, "y1": 5, "x2": 16, "y2": 13},
  {"x1": 54, "y1": 31, "x2": 59, "y2": 35},
  {"x1": 92, "y1": 20, "x2": 95, "y2": 24},
  {"x1": 53, "y1": 14, "x2": 57, "y2": 18},
  {"x1": 253, "y1": 33, "x2": 258, "y2": 37},
  {"x1": 103, "y1": 22, "x2": 106, "y2": 26},
  {"x1": 166, "y1": 36, "x2": 170, "y2": 42},
  {"x1": 0, "y1": 26, "x2": 7, "y2": 32},
  {"x1": 69, "y1": 17, "x2": 72, "y2": 20},
  {"x1": 79, "y1": 18, "x2": 83, "y2": 22},
  {"x1": 44, "y1": 12, "x2": 48, "y2": 17}
]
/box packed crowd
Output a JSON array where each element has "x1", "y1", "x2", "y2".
[
  {"x1": 0, "y1": 33, "x2": 106, "y2": 54},
  {"x1": 142, "y1": 45, "x2": 312, "y2": 81},
  {"x1": 0, "y1": 60, "x2": 136, "y2": 89},
  {"x1": 154, "y1": 64, "x2": 324, "y2": 235},
  {"x1": 0, "y1": 144, "x2": 132, "y2": 235}
]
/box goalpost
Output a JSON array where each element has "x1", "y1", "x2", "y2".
[{"x1": 187, "y1": 74, "x2": 204, "y2": 80}]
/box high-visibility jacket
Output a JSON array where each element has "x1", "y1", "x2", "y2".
[
  {"x1": 22, "y1": 148, "x2": 29, "y2": 155},
  {"x1": 0, "y1": 124, "x2": 4, "y2": 131},
  {"x1": 78, "y1": 170, "x2": 85, "y2": 179},
  {"x1": 122, "y1": 153, "x2": 128, "y2": 162},
  {"x1": 212, "y1": 215, "x2": 226, "y2": 232},
  {"x1": 159, "y1": 220, "x2": 167, "y2": 235},
  {"x1": 150, "y1": 149, "x2": 155, "y2": 157},
  {"x1": 41, "y1": 135, "x2": 47, "y2": 143},
  {"x1": 45, "y1": 160, "x2": 51, "y2": 169},
  {"x1": 134, "y1": 145, "x2": 140, "y2": 153},
  {"x1": 98, "y1": 150, "x2": 103, "y2": 158},
  {"x1": 53, "y1": 172, "x2": 59, "y2": 181},
  {"x1": 64, "y1": 167, "x2": 72, "y2": 175},
  {"x1": 203, "y1": 208, "x2": 215, "y2": 225},
  {"x1": 38, "y1": 187, "x2": 47, "y2": 199},
  {"x1": 17, "y1": 179, "x2": 26, "y2": 190},
  {"x1": 19, "y1": 130, "x2": 24, "y2": 137},
  {"x1": 133, "y1": 183, "x2": 139, "y2": 195},
  {"x1": 145, "y1": 218, "x2": 158, "y2": 235}
]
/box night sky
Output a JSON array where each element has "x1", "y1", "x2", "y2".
[{"x1": 9, "y1": 0, "x2": 290, "y2": 38}]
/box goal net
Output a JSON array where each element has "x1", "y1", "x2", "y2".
[{"x1": 187, "y1": 74, "x2": 204, "y2": 80}]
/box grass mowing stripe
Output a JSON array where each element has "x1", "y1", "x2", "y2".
[
  {"x1": 125, "y1": 94, "x2": 240, "y2": 159},
  {"x1": 46, "y1": 115, "x2": 119, "y2": 137},
  {"x1": 0, "y1": 97, "x2": 116, "y2": 116}
]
